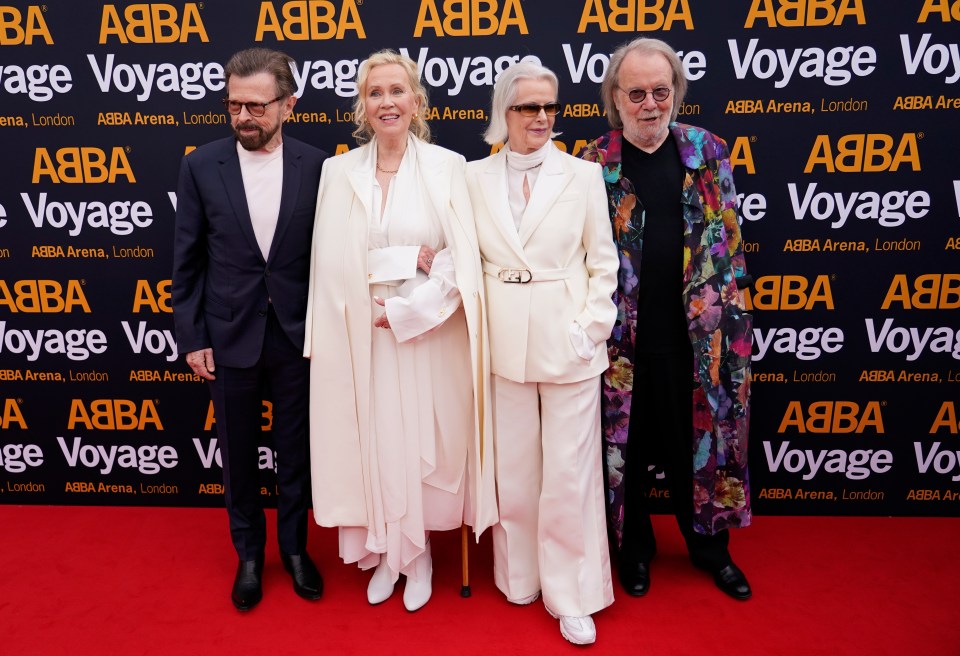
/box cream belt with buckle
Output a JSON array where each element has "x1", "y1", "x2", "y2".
[{"x1": 482, "y1": 260, "x2": 576, "y2": 284}]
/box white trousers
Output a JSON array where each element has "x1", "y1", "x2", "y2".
[{"x1": 491, "y1": 374, "x2": 614, "y2": 617}]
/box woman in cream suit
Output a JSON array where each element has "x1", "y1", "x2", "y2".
[
  {"x1": 465, "y1": 62, "x2": 618, "y2": 645},
  {"x1": 303, "y1": 50, "x2": 496, "y2": 612}
]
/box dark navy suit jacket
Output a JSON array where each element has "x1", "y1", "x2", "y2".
[{"x1": 172, "y1": 136, "x2": 327, "y2": 367}]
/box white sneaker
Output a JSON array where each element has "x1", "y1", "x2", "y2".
[
  {"x1": 403, "y1": 542, "x2": 433, "y2": 612},
  {"x1": 366, "y1": 558, "x2": 396, "y2": 605},
  {"x1": 546, "y1": 607, "x2": 596, "y2": 645},
  {"x1": 507, "y1": 591, "x2": 541, "y2": 605}
]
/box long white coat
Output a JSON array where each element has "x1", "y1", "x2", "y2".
[
  {"x1": 303, "y1": 138, "x2": 498, "y2": 538},
  {"x1": 465, "y1": 143, "x2": 618, "y2": 384}
]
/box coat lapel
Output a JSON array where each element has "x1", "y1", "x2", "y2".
[
  {"x1": 218, "y1": 142, "x2": 264, "y2": 263},
  {"x1": 414, "y1": 137, "x2": 452, "y2": 231},
  {"x1": 267, "y1": 141, "x2": 302, "y2": 263},
  {"x1": 518, "y1": 144, "x2": 571, "y2": 246},
  {"x1": 345, "y1": 144, "x2": 374, "y2": 222},
  {"x1": 479, "y1": 150, "x2": 527, "y2": 261}
]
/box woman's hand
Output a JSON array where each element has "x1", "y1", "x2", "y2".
[
  {"x1": 373, "y1": 295, "x2": 391, "y2": 330},
  {"x1": 417, "y1": 245, "x2": 437, "y2": 275}
]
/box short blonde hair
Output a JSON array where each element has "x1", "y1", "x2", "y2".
[
  {"x1": 483, "y1": 61, "x2": 560, "y2": 146},
  {"x1": 601, "y1": 37, "x2": 688, "y2": 127},
  {"x1": 352, "y1": 49, "x2": 431, "y2": 144}
]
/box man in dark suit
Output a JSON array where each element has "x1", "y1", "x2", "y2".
[{"x1": 172, "y1": 48, "x2": 327, "y2": 611}]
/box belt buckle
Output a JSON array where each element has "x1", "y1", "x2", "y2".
[{"x1": 498, "y1": 268, "x2": 532, "y2": 284}]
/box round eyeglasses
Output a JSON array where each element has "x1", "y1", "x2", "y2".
[{"x1": 617, "y1": 86, "x2": 671, "y2": 104}]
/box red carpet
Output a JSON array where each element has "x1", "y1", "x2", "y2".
[{"x1": 1, "y1": 506, "x2": 957, "y2": 655}]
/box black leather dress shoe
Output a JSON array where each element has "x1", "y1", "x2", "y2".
[
  {"x1": 618, "y1": 561, "x2": 651, "y2": 597},
  {"x1": 281, "y1": 552, "x2": 323, "y2": 601},
  {"x1": 695, "y1": 561, "x2": 751, "y2": 600},
  {"x1": 231, "y1": 558, "x2": 263, "y2": 611}
]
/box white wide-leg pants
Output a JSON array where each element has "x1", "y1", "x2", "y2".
[{"x1": 491, "y1": 374, "x2": 614, "y2": 617}]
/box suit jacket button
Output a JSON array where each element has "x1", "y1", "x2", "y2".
[{"x1": 258, "y1": 309, "x2": 267, "y2": 317}]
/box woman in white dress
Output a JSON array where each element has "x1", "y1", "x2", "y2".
[{"x1": 303, "y1": 50, "x2": 496, "y2": 612}]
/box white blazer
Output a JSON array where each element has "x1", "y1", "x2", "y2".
[{"x1": 465, "y1": 143, "x2": 618, "y2": 384}]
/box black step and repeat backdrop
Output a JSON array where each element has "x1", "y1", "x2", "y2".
[{"x1": 1, "y1": 0, "x2": 957, "y2": 515}]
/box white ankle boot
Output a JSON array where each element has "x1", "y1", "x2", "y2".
[
  {"x1": 402, "y1": 542, "x2": 433, "y2": 612},
  {"x1": 366, "y1": 557, "x2": 396, "y2": 605}
]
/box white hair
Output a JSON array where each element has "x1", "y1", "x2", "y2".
[{"x1": 483, "y1": 61, "x2": 560, "y2": 145}]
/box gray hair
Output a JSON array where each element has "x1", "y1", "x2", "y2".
[
  {"x1": 224, "y1": 48, "x2": 296, "y2": 99},
  {"x1": 352, "y1": 49, "x2": 431, "y2": 145},
  {"x1": 483, "y1": 61, "x2": 560, "y2": 146},
  {"x1": 601, "y1": 37, "x2": 688, "y2": 127}
]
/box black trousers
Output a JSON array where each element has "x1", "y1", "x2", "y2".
[
  {"x1": 207, "y1": 307, "x2": 311, "y2": 561},
  {"x1": 620, "y1": 353, "x2": 730, "y2": 570}
]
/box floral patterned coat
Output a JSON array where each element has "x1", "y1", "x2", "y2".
[{"x1": 580, "y1": 124, "x2": 753, "y2": 543}]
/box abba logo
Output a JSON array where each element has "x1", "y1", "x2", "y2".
[
  {"x1": 67, "y1": 399, "x2": 163, "y2": 431},
  {"x1": 255, "y1": 0, "x2": 365, "y2": 40},
  {"x1": 32, "y1": 147, "x2": 135, "y2": 184},
  {"x1": 743, "y1": 275, "x2": 834, "y2": 311},
  {"x1": 0, "y1": 280, "x2": 91, "y2": 313},
  {"x1": 728, "y1": 38, "x2": 876, "y2": 88},
  {"x1": 804, "y1": 134, "x2": 920, "y2": 173},
  {"x1": 764, "y1": 400, "x2": 889, "y2": 480},
  {"x1": 865, "y1": 318, "x2": 960, "y2": 361},
  {"x1": 743, "y1": 0, "x2": 865, "y2": 27},
  {"x1": 881, "y1": 274, "x2": 960, "y2": 310},
  {"x1": 900, "y1": 33, "x2": 960, "y2": 84},
  {"x1": 57, "y1": 436, "x2": 177, "y2": 474},
  {"x1": 0, "y1": 5, "x2": 52, "y2": 45},
  {"x1": 778, "y1": 400, "x2": 884, "y2": 434},
  {"x1": 576, "y1": 0, "x2": 694, "y2": 32},
  {"x1": 193, "y1": 438, "x2": 279, "y2": 473},
  {"x1": 415, "y1": 0, "x2": 526, "y2": 36},
  {"x1": 99, "y1": 4, "x2": 209, "y2": 43}
]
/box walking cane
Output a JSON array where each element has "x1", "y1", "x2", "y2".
[
  {"x1": 461, "y1": 523, "x2": 471, "y2": 597},
  {"x1": 461, "y1": 291, "x2": 489, "y2": 599}
]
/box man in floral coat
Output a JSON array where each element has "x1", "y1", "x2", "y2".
[{"x1": 581, "y1": 37, "x2": 754, "y2": 601}]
